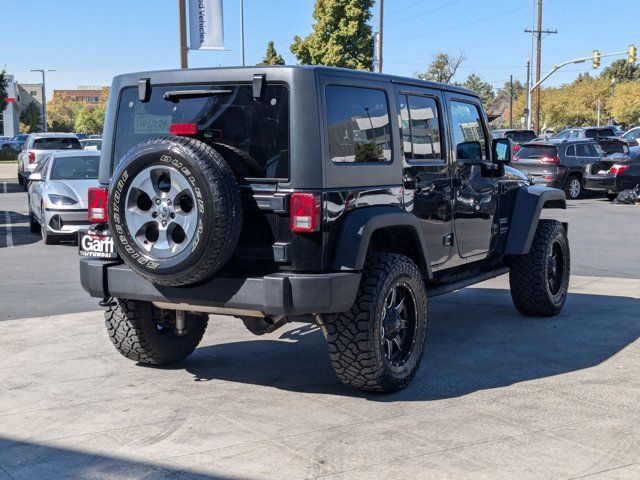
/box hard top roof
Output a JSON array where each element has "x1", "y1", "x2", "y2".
[{"x1": 112, "y1": 65, "x2": 478, "y2": 98}]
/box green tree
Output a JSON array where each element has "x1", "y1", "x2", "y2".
[
  {"x1": 600, "y1": 60, "x2": 640, "y2": 83},
  {"x1": 0, "y1": 70, "x2": 8, "y2": 114},
  {"x1": 291, "y1": 0, "x2": 374, "y2": 70},
  {"x1": 610, "y1": 82, "x2": 640, "y2": 125},
  {"x1": 258, "y1": 41, "x2": 285, "y2": 66},
  {"x1": 47, "y1": 92, "x2": 80, "y2": 132},
  {"x1": 74, "y1": 88, "x2": 109, "y2": 134},
  {"x1": 458, "y1": 73, "x2": 495, "y2": 107},
  {"x1": 20, "y1": 101, "x2": 42, "y2": 133},
  {"x1": 416, "y1": 52, "x2": 465, "y2": 84}
]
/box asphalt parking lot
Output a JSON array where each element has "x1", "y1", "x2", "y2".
[{"x1": 1, "y1": 165, "x2": 639, "y2": 479}]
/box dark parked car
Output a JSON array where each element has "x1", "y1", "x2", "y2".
[
  {"x1": 491, "y1": 129, "x2": 537, "y2": 154},
  {"x1": 512, "y1": 138, "x2": 603, "y2": 199},
  {"x1": 553, "y1": 126, "x2": 617, "y2": 140},
  {"x1": 621, "y1": 127, "x2": 640, "y2": 147},
  {"x1": 1, "y1": 133, "x2": 29, "y2": 152},
  {"x1": 584, "y1": 145, "x2": 640, "y2": 200},
  {"x1": 78, "y1": 66, "x2": 570, "y2": 392}
]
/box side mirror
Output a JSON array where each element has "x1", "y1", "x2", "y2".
[
  {"x1": 492, "y1": 138, "x2": 512, "y2": 164},
  {"x1": 29, "y1": 172, "x2": 43, "y2": 182}
]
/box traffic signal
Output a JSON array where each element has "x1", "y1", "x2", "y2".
[
  {"x1": 629, "y1": 45, "x2": 637, "y2": 64},
  {"x1": 593, "y1": 50, "x2": 601, "y2": 69}
]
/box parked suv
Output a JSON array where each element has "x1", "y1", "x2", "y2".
[
  {"x1": 553, "y1": 126, "x2": 617, "y2": 140},
  {"x1": 17, "y1": 133, "x2": 82, "y2": 189},
  {"x1": 512, "y1": 138, "x2": 603, "y2": 199},
  {"x1": 491, "y1": 129, "x2": 537, "y2": 154},
  {"x1": 79, "y1": 66, "x2": 570, "y2": 392}
]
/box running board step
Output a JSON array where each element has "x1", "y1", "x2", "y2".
[{"x1": 427, "y1": 266, "x2": 509, "y2": 298}]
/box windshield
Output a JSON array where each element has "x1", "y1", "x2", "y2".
[
  {"x1": 50, "y1": 155, "x2": 100, "y2": 180},
  {"x1": 114, "y1": 83, "x2": 290, "y2": 180},
  {"x1": 33, "y1": 137, "x2": 82, "y2": 150},
  {"x1": 517, "y1": 145, "x2": 558, "y2": 159},
  {"x1": 505, "y1": 131, "x2": 536, "y2": 143}
]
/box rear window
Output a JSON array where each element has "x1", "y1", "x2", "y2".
[
  {"x1": 517, "y1": 145, "x2": 558, "y2": 159},
  {"x1": 50, "y1": 155, "x2": 100, "y2": 180},
  {"x1": 504, "y1": 130, "x2": 536, "y2": 143},
  {"x1": 114, "y1": 84, "x2": 289, "y2": 179},
  {"x1": 33, "y1": 137, "x2": 82, "y2": 150},
  {"x1": 585, "y1": 128, "x2": 614, "y2": 138}
]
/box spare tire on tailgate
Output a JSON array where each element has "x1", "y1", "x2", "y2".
[{"x1": 108, "y1": 137, "x2": 242, "y2": 286}]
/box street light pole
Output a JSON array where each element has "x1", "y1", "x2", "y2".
[
  {"x1": 240, "y1": 0, "x2": 245, "y2": 66},
  {"x1": 30, "y1": 69, "x2": 55, "y2": 133},
  {"x1": 178, "y1": 0, "x2": 189, "y2": 68},
  {"x1": 377, "y1": 0, "x2": 384, "y2": 73}
]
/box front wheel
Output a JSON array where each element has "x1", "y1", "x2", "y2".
[
  {"x1": 41, "y1": 223, "x2": 58, "y2": 245},
  {"x1": 509, "y1": 220, "x2": 570, "y2": 316},
  {"x1": 29, "y1": 210, "x2": 40, "y2": 233},
  {"x1": 324, "y1": 253, "x2": 428, "y2": 392},
  {"x1": 105, "y1": 299, "x2": 208, "y2": 365}
]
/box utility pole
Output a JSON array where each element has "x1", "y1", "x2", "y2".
[
  {"x1": 525, "y1": 60, "x2": 532, "y2": 129},
  {"x1": 596, "y1": 99, "x2": 601, "y2": 127},
  {"x1": 30, "y1": 69, "x2": 54, "y2": 133},
  {"x1": 509, "y1": 75, "x2": 514, "y2": 129},
  {"x1": 178, "y1": 0, "x2": 188, "y2": 68},
  {"x1": 377, "y1": 0, "x2": 384, "y2": 73},
  {"x1": 240, "y1": 0, "x2": 245, "y2": 66},
  {"x1": 525, "y1": 0, "x2": 556, "y2": 134}
]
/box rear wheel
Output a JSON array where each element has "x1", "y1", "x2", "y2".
[
  {"x1": 509, "y1": 220, "x2": 570, "y2": 316},
  {"x1": 606, "y1": 192, "x2": 618, "y2": 201},
  {"x1": 564, "y1": 175, "x2": 582, "y2": 200},
  {"x1": 105, "y1": 299, "x2": 208, "y2": 365},
  {"x1": 324, "y1": 253, "x2": 428, "y2": 392},
  {"x1": 17, "y1": 174, "x2": 24, "y2": 186}
]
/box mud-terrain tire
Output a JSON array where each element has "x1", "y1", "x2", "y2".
[
  {"x1": 105, "y1": 299, "x2": 208, "y2": 365},
  {"x1": 509, "y1": 220, "x2": 570, "y2": 316},
  {"x1": 324, "y1": 253, "x2": 428, "y2": 393},
  {"x1": 108, "y1": 137, "x2": 242, "y2": 286},
  {"x1": 564, "y1": 174, "x2": 582, "y2": 200}
]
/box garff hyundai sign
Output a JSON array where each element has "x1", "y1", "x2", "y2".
[{"x1": 188, "y1": 0, "x2": 225, "y2": 50}]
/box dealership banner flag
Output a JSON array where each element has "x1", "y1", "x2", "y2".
[{"x1": 188, "y1": 0, "x2": 225, "y2": 50}]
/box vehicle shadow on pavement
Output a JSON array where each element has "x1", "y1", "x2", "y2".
[
  {"x1": 182, "y1": 288, "x2": 640, "y2": 400},
  {"x1": 0, "y1": 212, "x2": 41, "y2": 248},
  {"x1": 0, "y1": 439, "x2": 242, "y2": 480}
]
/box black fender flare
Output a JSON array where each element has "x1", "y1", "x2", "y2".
[
  {"x1": 505, "y1": 185, "x2": 566, "y2": 255},
  {"x1": 330, "y1": 206, "x2": 432, "y2": 278}
]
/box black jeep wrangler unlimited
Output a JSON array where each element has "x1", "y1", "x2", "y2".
[{"x1": 79, "y1": 66, "x2": 569, "y2": 392}]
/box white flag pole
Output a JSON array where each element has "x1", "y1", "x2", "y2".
[{"x1": 240, "y1": 0, "x2": 245, "y2": 66}]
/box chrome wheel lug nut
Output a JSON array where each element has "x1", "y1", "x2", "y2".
[
  {"x1": 166, "y1": 199, "x2": 172, "y2": 206},
  {"x1": 162, "y1": 220, "x2": 167, "y2": 226},
  {"x1": 155, "y1": 198, "x2": 161, "y2": 205}
]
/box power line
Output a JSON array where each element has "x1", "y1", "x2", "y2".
[
  {"x1": 388, "y1": 5, "x2": 529, "y2": 44},
  {"x1": 385, "y1": 0, "x2": 430, "y2": 18},
  {"x1": 385, "y1": 0, "x2": 463, "y2": 27}
]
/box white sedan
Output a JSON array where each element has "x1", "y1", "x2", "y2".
[{"x1": 27, "y1": 150, "x2": 101, "y2": 244}]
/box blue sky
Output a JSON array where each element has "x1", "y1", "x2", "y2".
[{"x1": 3, "y1": 0, "x2": 637, "y2": 96}]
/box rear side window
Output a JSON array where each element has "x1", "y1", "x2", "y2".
[
  {"x1": 517, "y1": 145, "x2": 558, "y2": 159},
  {"x1": 576, "y1": 144, "x2": 592, "y2": 156},
  {"x1": 33, "y1": 137, "x2": 82, "y2": 150},
  {"x1": 565, "y1": 145, "x2": 576, "y2": 156},
  {"x1": 398, "y1": 94, "x2": 443, "y2": 161},
  {"x1": 114, "y1": 84, "x2": 290, "y2": 179},
  {"x1": 505, "y1": 131, "x2": 536, "y2": 143},
  {"x1": 325, "y1": 86, "x2": 392, "y2": 163}
]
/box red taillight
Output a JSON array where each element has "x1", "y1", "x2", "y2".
[
  {"x1": 513, "y1": 155, "x2": 519, "y2": 162},
  {"x1": 169, "y1": 123, "x2": 198, "y2": 136},
  {"x1": 541, "y1": 156, "x2": 560, "y2": 164},
  {"x1": 513, "y1": 144, "x2": 521, "y2": 154},
  {"x1": 290, "y1": 193, "x2": 321, "y2": 233},
  {"x1": 28, "y1": 151, "x2": 35, "y2": 163},
  {"x1": 88, "y1": 187, "x2": 109, "y2": 224},
  {"x1": 610, "y1": 164, "x2": 630, "y2": 175}
]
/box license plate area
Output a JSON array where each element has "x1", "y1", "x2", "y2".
[{"x1": 78, "y1": 229, "x2": 118, "y2": 259}]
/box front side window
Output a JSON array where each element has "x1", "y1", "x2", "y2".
[
  {"x1": 450, "y1": 100, "x2": 487, "y2": 161},
  {"x1": 325, "y1": 86, "x2": 392, "y2": 163},
  {"x1": 114, "y1": 84, "x2": 290, "y2": 179},
  {"x1": 399, "y1": 94, "x2": 443, "y2": 162},
  {"x1": 576, "y1": 144, "x2": 592, "y2": 157}
]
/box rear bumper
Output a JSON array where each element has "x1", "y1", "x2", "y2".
[
  {"x1": 584, "y1": 174, "x2": 615, "y2": 192},
  {"x1": 79, "y1": 258, "x2": 361, "y2": 316}
]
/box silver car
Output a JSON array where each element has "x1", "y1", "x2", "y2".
[
  {"x1": 17, "y1": 133, "x2": 83, "y2": 189},
  {"x1": 27, "y1": 150, "x2": 100, "y2": 244}
]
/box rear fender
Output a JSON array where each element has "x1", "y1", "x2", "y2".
[
  {"x1": 505, "y1": 185, "x2": 566, "y2": 255},
  {"x1": 330, "y1": 206, "x2": 432, "y2": 278}
]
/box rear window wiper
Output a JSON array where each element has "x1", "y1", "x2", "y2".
[{"x1": 163, "y1": 89, "x2": 232, "y2": 102}]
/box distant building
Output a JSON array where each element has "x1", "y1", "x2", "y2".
[
  {"x1": 1, "y1": 74, "x2": 20, "y2": 137},
  {"x1": 53, "y1": 86, "x2": 106, "y2": 104},
  {"x1": 18, "y1": 83, "x2": 44, "y2": 109}
]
